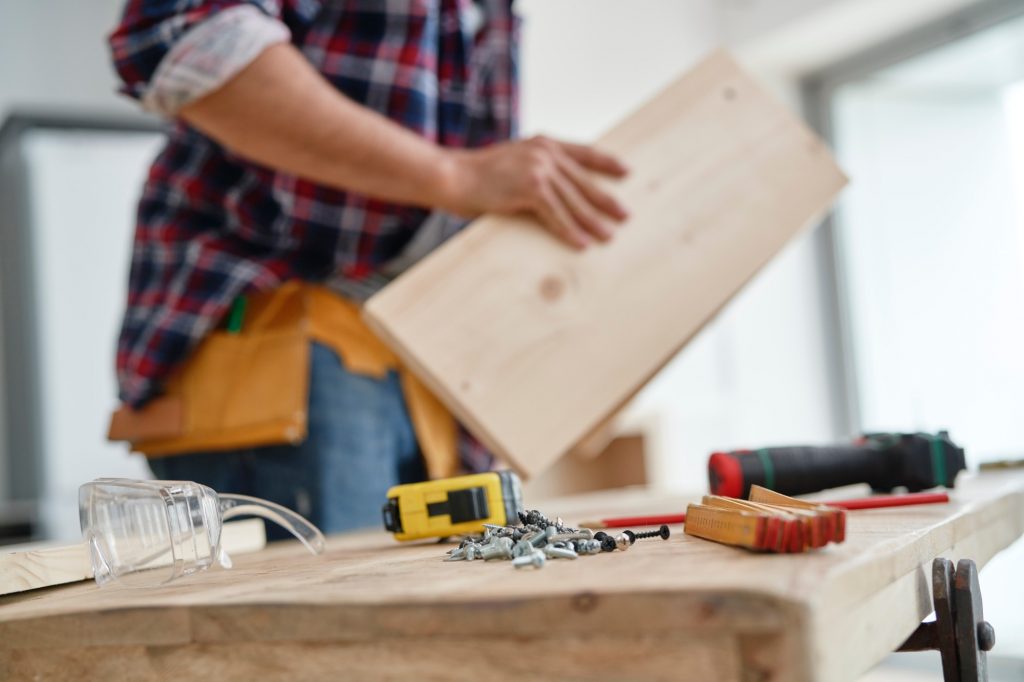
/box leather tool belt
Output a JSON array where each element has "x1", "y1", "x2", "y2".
[{"x1": 107, "y1": 282, "x2": 459, "y2": 479}]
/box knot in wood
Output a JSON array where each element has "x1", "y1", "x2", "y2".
[
  {"x1": 571, "y1": 591, "x2": 599, "y2": 613},
  {"x1": 539, "y1": 276, "x2": 565, "y2": 302}
]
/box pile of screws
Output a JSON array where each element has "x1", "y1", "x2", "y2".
[{"x1": 444, "y1": 509, "x2": 671, "y2": 569}]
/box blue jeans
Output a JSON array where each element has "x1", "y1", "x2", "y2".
[{"x1": 149, "y1": 342, "x2": 426, "y2": 538}]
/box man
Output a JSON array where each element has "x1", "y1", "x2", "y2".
[{"x1": 108, "y1": 0, "x2": 628, "y2": 534}]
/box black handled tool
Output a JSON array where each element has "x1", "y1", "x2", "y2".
[{"x1": 708, "y1": 431, "x2": 965, "y2": 498}]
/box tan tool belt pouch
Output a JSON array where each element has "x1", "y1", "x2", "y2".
[
  {"x1": 107, "y1": 281, "x2": 459, "y2": 478},
  {"x1": 107, "y1": 281, "x2": 310, "y2": 457}
]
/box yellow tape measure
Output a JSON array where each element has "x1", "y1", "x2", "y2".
[{"x1": 382, "y1": 471, "x2": 523, "y2": 541}]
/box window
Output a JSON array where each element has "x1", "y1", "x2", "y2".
[
  {"x1": 810, "y1": 6, "x2": 1024, "y2": 661},
  {"x1": 823, "y1": 9, "x2": 1024, "y2": 467}
]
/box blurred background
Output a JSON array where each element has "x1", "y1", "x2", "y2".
[{"x1": 1, "y1": 0, "x2": 1022, "y2": 678}]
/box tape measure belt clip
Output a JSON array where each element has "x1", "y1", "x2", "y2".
[{"x1": 427, "y1": 486, "x2": 490, "y2": 523}]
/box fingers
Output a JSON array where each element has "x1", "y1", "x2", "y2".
[
  {"x1": 523, "y1": 135, "x2": 631, "y2": 248},
  {"x1": 551, "y1": 172, "x2": 612, "y2": 242},
  {"x1": 558, "y1": 141, "x2": 629, "y2": 177},
  {"x1": 552, "y1": 148, "x2": 629, "y2": 222},
  {"x1": 535, "y1": 183, "x2": 591, "y2": 250}
]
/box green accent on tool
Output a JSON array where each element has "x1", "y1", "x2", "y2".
[
  {"x1": 227, "y1": 296, "x2": 247, "y2": 334},
  {"x1": 930, "y1": 434, "x2": 948, "y2": 487},
  {"x1": 756, "y1": 448, "x2": 775, "y2": 491}
]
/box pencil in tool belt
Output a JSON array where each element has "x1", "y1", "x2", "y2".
[
  {"x1": 226, "y1": 295, "x2": 248, "y2": 333},
  {"x1": 579, "y1": 491, "x2": 950, "y2": 529}
]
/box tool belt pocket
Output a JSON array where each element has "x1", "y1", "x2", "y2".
[{"x1": 108, "y1": 283, "x2": 310, "y2": 458}]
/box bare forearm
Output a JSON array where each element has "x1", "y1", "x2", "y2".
[
  {"x1": 180, "y1": 41, "x2": 629, "y2": 247},
  {"x1": 180, "y1": 43, "x2": 457, "y2": 210}
]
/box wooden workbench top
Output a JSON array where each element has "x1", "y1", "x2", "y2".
[{"x1": 2, "y1": 472, "x2": 1023, "y2": 682}]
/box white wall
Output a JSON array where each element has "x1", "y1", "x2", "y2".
[
  {"x1": 0, "y1": 0, "x2": 136, "y2": 510},
  {"x1": 0, "y1": 0, "x2": 133, "y2": 121},
  {"x1": 518, "y1": 0, "x2": 720, "y2": 140},
  {"x1": 721, "y1": 0, "x2": 984, "y2": 78},
  {"x1": 24, "y1": 130, "x2": 165, "y2": 540}
]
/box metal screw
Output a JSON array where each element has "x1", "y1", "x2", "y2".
[
  {"x1": 488, "y1": 526, "x2": 515, "y2": 540},
  {"x1": 544, "y1": 545, "x2": 578, "y2": 560},
  {"x1": 481, "y1": 537, "x2": 514, "y2": 561},
  {"x1": 529, "y1": 525, "x2": 555, "y2": 548},
  {"x1": 512, "y1": 539, "x2": 535, "y2": 558},
  {"x1": 512, "y1": 550, "x2": 546, "y2": 569},
  {"x1": 444, "y1": 508, "x2": 634, "y2": 566},
  {"x1": 549, "y1": 529, "x2": 594, "y2": 543},
  {"x1": 522, "y1": 510, "x2": 551, "y2": 527},
  {"x1": 445, "y1": 546, "x2": 468, "y2": 561},
  {"x1": 631, "y1": 525, "x2": 671, "y2": 541}
]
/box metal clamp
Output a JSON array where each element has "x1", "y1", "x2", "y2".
[{"x1": 897, "y1": 557, "x2": 996, "y2": 681}]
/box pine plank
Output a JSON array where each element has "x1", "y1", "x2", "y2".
[
  {"x1": 364, "y1": 50, "x2": 847, "y2": 478},
  {"x1": 0, "y1": 518, "x2": 266, "y2": 596}
]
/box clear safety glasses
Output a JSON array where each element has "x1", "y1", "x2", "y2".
[{"x1": 79, "y1": 478, "x2": 325, "y2": 587}]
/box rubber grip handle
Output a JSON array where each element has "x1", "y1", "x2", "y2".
[
  {"x1": 710, "y1": 445, "x2": 884, "y2": 498},
  {"x1": 761, "y1": 445, "x2": 887, "y2": 495}
]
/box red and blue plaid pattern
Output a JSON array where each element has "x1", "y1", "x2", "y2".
[{"x1": 109, "y1": 0, "x2": 517, "y2": 472}]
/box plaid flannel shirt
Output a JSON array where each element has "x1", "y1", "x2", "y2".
[{"x1": 109, "y1": 0, "x2": 518, "y2": 471}]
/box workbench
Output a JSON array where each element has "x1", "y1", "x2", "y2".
[{"x1": 2, "y1": 472, "x2": 1022, "y2": 681}]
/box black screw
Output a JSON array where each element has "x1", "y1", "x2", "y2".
[
  {"x1": 622, "y1": 530, "x2": 636, "y2": 545},
  {"x1": 591, "y1": 533, "x2": 616, "y2": 552},
  {"x1": 630, "y1": 525, "x2": 671, "y2": 541}
]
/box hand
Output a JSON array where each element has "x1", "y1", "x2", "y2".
[{"x1": 440, "y1": 135, "x2": 630, "y2": 249}]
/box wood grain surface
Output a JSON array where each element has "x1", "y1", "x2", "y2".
[
  {"x1": 0, "y1": 518, "x2": 266, "y2": 596},
  {"x1": 1, "y1": 472, "x2": 1022, "y2": 681},
  {"x1": 364, "y1": 50, "x2": 848, "y2": 478}
]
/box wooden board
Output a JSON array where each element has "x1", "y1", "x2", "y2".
[
  {"x1": 364, "y1": 50, "x2": 848, "y2": 478},
  {"x1": 523, "y1": 434, "x2": 647, "y2": 500},
  {"x1": 0, "y1": 518, "x2": 266, "y2": 596},
  {"x1": 1, "y1": 472, "x2": 1022, "y2": 681}
]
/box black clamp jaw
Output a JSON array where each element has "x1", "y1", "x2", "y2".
[{"x1": 897, "y1": 558, "x2": 996, "y2": 681}]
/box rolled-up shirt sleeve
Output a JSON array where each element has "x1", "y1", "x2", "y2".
[{"x1": 109, "y1": 1, "x2": 295, "y2": 116}]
